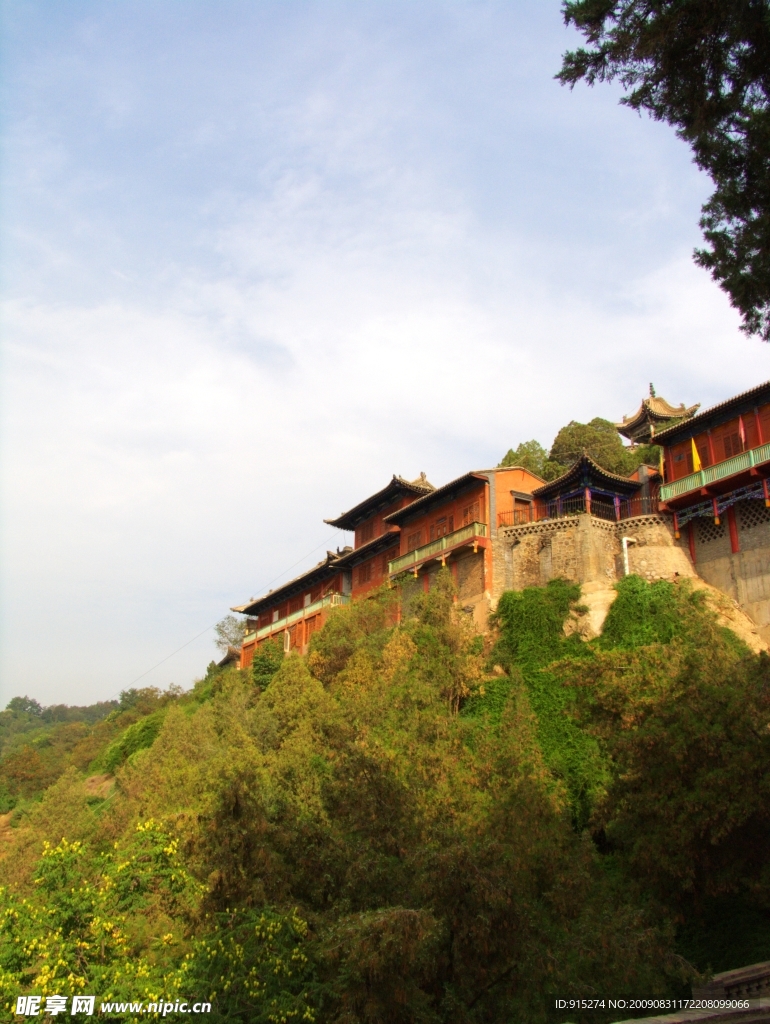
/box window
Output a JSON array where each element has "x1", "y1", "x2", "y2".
[
  {"x1": 304, "y1": 593, "x2": 311, "y2": 608},
  {"x1": 461, "y1": 501, "x2": 480, "y2": 526},
  {"x1": 429, "y1": 515, "x2": 454, "y2": 540},
  {"x1": 358, "y1": 562, "x2": 372, "y2": 585},
  {"x1": 723, "y1": 432, "x2": 743, "y2": 459},
  {"x1": 271, "y1": 609, "x2": 280, "y2": 623},
  {"x1": 407, "y1": 530, "x2": 422, "y2": 551},
  {"x1": 359, "y1": 521, "x2": 374, "y2": 543}
]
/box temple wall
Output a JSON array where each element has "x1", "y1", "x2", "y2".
[
  {"x1": 498, "y1": 514, "x2": 696, "y2": 595},
  {"x1": 690, "y1": 501, "x2": 770, "y2": 640}
]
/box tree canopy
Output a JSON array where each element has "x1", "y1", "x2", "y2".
[
  {"x1": 559, "y1": 0, "x2": 770, "y2": 342},
  {"x1": 501, "y1": 417, "x2": 660, "y2": 478}
]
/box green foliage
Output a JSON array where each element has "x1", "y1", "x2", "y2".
[
  {"x1": 499, "y1": 439, "x2": 562, "y2": 480},
  {"x1": 6, "y1": 571, "x2": 769, "y2": 1020},
  {"x1": 549, "y1": 417, "x2": 638, "y2": 475},
  {"x1": 559, "y1": 0, "x2": 770, "y2": 342},
  {"x1": 180, "y1": 908, "x2": 316, "y2": 1022},
  {"x1": 0, "y1": 821, "x2": 201, "y2": 1014},
  {"x1": 491, "y1": 580, "x2": 607, "y2": 824},
  {"x1": 96, "y1": 710, "x2": 167, "y2": 774},
  {"x1": 213, "y1": 614, "x2": 245, "y2": 656},
  {"x1": 599, "y1": 575, "x2": 706, "y2": 650},
  {"x1": 251, "y1": 637, "x2": 285, "y2": 689}
]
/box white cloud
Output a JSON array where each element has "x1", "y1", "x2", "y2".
[{"x1": 1, "y1": 1, "x2": 768, "y2": 705}]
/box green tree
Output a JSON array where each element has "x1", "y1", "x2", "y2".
[
  {"x1": 251, "y1": 636, "x2": 285, "y2": 689},
  {"x1": 558, "y1": 0, "x2": 770, "y2": 341},
  {"x1": 213, "y1": 615, "x2": 245, "y2": 655},
  {"x1": 549, "y1": 417, "x2": 637, "y2": 474},
  {"x1": 499, "y1": 440, "x2": 563, "y2": 480}
]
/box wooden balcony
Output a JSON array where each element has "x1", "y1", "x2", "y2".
[
  {"x1": 243, "y1": 592, "x2": 350, "y2": 644},
  {"x1": 659, "y1": 441, "x2": 770, "y2": 503},
  {"x1": 388, "y1": 521, "x2": 487, "y2": 576}
]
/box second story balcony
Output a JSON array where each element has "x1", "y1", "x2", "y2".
[
  {"x1": 659, "y1": 441, "x2": 770, "y2": 503},
  {"x1": 389, "y1": 521, "x2": 487, "y2": 576},
  {"x1": 243, "y1": 592, "x2": 350, "y2": 644}
]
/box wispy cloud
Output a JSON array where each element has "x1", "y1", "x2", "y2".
[{"x1": 1, "y1": 1, "x2": 767, "y2": 703}]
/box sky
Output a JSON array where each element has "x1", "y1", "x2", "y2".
[{"x1": 1, "y1": 0, "x2": 768, "y2": 706}]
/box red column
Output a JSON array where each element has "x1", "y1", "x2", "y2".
[
  {"x1": 727, "y1": 507, "x2": 740, "y2": 553},
  {"x1": 688, "y1": 522, "x2": 696, "y2": 564},
  {"x1": 712, "y1": 497, "x2": 720, "y2": 524},
  {"x1": 707, "y1": 430, "x2": 716, "y2": 465},
  {"x1": 614, "y1": 495, "x2": 621, "y2": 521},
  {"x1": 584, "y1": 487, "x2": 591, "y2": 515},
  {"x1": 764, "y1": 478, "x2": 770, "y2": 508}
]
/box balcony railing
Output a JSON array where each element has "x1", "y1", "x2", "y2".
[
  {"x1": 497, "y1": 494, "x2": 659, "y2": 528},
  {"x1": 659, "y1": 441, "x2": 770, "y2": 502},
  {"x1": 243, "y1": 592, "x2": 350, "y2": 644},
  {"x1": 388, "y1": 521, "x2": 487, "y2": 575}
]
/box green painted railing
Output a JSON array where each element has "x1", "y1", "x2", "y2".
[
  {"x1": 388, "y1": 522, "x2": 487, "y2": 575},
  {"x1": 243, "y1": 592, "x2": 350, "y2": 644},
  {"x1": 660, "y1": 442, "x2": 770, "y2": 502}
]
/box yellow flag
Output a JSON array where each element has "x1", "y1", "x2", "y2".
[{"x1": 691, "y1": 438, "x2": 702, "y2": 472}]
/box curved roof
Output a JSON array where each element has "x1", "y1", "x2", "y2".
[
  {"x1": 532, "y1": 453, "x2": 641, "y2": 499},
  {"x1": 325, "y1": 474, "x2": 434, "y2": 530},
  {"x1": 615, "y1": 389, "x2": 700, "y2": 442},
  {"x1": 383, "y1": 472, "x2": 487, "y2": 526},
  {"x1": 231, "y1": 549, "x2": 349, "y2": 617}
]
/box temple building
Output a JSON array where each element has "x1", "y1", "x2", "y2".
[
  {"x1": 233, "y1": 379, "x2": 770, "y2": 664},
  {"x1": 615, "y1": 384, "x2": 699, "y2": 444},
  {"x1": 655, "y1": 380, "x2": 770, "y2": 632}
]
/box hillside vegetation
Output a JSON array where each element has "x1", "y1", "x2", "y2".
[{"x1": 1, "y1": 572, "x2": 769, "y2": 1023}]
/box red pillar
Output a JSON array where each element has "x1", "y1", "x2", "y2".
[
  {"x1": 764, "y1": 478, "x2": 770, "y2": 508},
  {"x1": 614, "y1": 495, "x2": 621, "y2": 521},
  {"x1": 584, "y1": 487, "x2": 591, "y2": 515},
  {"x1": 727, "y1": 506, "x2": 740, "y2": 553},
  {"x1": 707, "y1": 430, "x2": 716, "y2": 465},
  {"x1": 712, "y1": 497, "x2": 720, "y2": 525},
  {"x1": 688, "y1": 522, "x2": 696, "y2": 564}
]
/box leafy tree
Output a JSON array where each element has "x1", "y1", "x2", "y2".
[
  {"x1": 214, "y1": 615, "x2": 245, "y2": 655},
  {"x1": 250, "y1": 636, "x2": 285, "y2": 689},
  {"x1": 499, "y1": 440, "x2": 563, "y2": 480},
  {"x1": 559, "y1": 0, "x2": 770, "y2": 341},
  {"x1": 549, "y1": 417, "x2": 638, "y2": 474},
  {"x1": 5, "y1": 698, "x2": 42, "y2": 718}
]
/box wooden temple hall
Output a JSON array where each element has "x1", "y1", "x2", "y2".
[{"x1": 233, "y1": 379, "x2": 770, "y2": 664}]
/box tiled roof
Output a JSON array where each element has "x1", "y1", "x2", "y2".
[
  {"x1": 325, "y1": 474, "x2": 434, "y2": 530},
  {"x1": 232, "y1": 549, "x2": 350, "y2": 617},
  {"x1": 330, "y1": 530, "x2": 401, "y2": 567},
  {"x1": 652, "y1": 380, "x2": 770, "y2": 444},
  {"x1": 532, "y1": 453, "x2": 641, "y2": 498},
  {"x1": 383, "y1": 472, "x2": 488, "y2": 525}
]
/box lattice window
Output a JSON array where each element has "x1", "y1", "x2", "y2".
[
  {"x1": 462, "y1": 501, "x2": 480, "y2": 526},
  {"x1": 407, "y1": 530, "x2": 422, "y2": 551},
  {"x1": 696, "y1": 518, "x2": 726, "y2": 545},
  {"x1": 737, "y1": 500, "x2": 770, "y2": 532},
  {"x1": 358, "y1": 562, "x2": 372, "y2": 585},
  {"x1": 359, "y1": 521, "x2": 374, "y2": 543}
]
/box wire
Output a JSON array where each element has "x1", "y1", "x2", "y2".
[{"x1": 117, "y1": 532, "x2": 341, "y2": 693}]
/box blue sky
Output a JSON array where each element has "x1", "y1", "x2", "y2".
[{"x1": 1, "y1": 1, "x2": 768, "y2": 705}]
